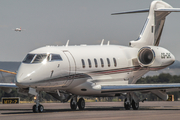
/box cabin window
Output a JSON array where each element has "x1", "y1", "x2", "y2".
[
  {"x1": 107, "y1": 58, "x2": 110, "y2": 67},
  {"x1": 94, "y1": 59, "x2": 98, "y2": 68},
  {"x1": 113, "y1": 58, "x2": 117, "y2": 67},
  {"x1": 88, "y1": 59, "x2": 92, "y2": 68},
  {"x1": 100, "y1": 58, "x2": 104, "y2": 67},
  {"x1": 81, "y1": 59, "x2": 85, "y2": 68}
]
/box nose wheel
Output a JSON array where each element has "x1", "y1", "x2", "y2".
[{"x1": 33, "y1": 104, "x2": 44, "y2": 113}]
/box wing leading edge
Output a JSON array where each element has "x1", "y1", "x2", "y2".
[
  {"x1": 0, "y1": 83, "x2": 17, "y2": 88},
  {"x1": 93, "y1": 84, "x2": 180, "y2": 93},
  {"x1": 0, "y1": 83, "x2": 18, "y2": 93}
]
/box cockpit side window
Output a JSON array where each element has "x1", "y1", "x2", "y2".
[
  {"x1": 32, "y1": 54, "x2": 47, "y2": 63},
  {"x1": 48, "y1": 54, "x2": 63, "y2": 61},
  {"x1": 23, "y1": 54, "x2": 35, "y2": 63}
]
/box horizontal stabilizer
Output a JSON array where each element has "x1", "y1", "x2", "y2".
[
  {"x1": 155, "y1": 8, "x2": 180, "y2": 12},
  {"x1": 111, "y1": 9, "x2": 149, "y2": 15}
]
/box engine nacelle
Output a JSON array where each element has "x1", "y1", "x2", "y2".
[
  {"x1": 138, "y1": 47, "x2": 155, "y2": 66},
  {"x1": 137, "y1": 46, "x2": 175, "y2": 67}
]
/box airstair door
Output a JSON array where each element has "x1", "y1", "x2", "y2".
[{"x1": 63, "y1": 51, "x2": 76, "y2": 86}]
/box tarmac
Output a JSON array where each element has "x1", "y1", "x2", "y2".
[{"x1": 0, "y1": 101, "x2": 180, "y2": 120}]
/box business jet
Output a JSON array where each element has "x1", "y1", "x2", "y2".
[
  {"x1": 1, "y1": 0, "x2": 180, "y2": 113},
  {"x1": 14, "y1": 27, "x2": 25, "y2": 32}
]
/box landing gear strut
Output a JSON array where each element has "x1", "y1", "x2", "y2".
[
  {"x1": 32, "y1": 92, "x2": 44, "y2": 113},
  {"x1": 70, "y1": 97, "x2": 85, "y2": 110}
]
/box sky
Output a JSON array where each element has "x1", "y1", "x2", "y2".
[{"x1": 0, "y1": 0, "x2": 180, "y2": 61}]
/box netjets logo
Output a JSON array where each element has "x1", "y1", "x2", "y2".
[{"x1": 161, "y1": 53, "x2": 171, "y2": 59}]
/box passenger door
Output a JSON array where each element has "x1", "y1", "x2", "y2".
[{"x1": 63, "y1": 51, "x2": 76, "y2": 87}]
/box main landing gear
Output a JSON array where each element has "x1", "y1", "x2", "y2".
[
  {"x1": 70, "y1": 96, "x2": 85, "y2": 110},
  {"x1": 124, "y1": 93, "x2": 139, "y2": 110},
  {"x1": 32, "y1": 92, "x2": 44, "y2": 113}
]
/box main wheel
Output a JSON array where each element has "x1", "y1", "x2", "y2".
[
  {"x1": 124, "y1": 98, "x2": 131, "y2": 110},
  {"x1": 78, "y1": 98, "x2": 85, "y2": 110},
  {"x1": 70, "y1": 98, "x2": 77, "y2": 110},
  {"x1": 33, "y1": 105, "x2": 39, "y2": 113},
  {"x1": 132, "y1": 100, "x2": 139, "y2": 110},
  {"x1": 38, "y1": 104, "x2": 44, "y2": 112}
]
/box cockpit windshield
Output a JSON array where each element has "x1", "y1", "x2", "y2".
[
  {"x1": 23, "y1": 53, "x2": 63, "y2": 63},
  {"x1": 33, "y1": 54, "x2": 47, "y2": 63},
  {"x1": 23, "y1": 54, "x2": 35, "y2": 63},
  {"x1": 23, "y1": 54, "x2": 47, "y2": 63}
]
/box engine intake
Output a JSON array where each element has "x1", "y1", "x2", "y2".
[{"x1": 138, "y1": 47, "x2": 155, "y2": 66}]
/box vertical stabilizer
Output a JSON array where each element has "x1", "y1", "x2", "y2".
[
  {"x1": 134, "y1": 0, "x2": 172, "y2": 47},
  {"x1": 112, "y1": 0, "x2": 180, "y2": 47}
]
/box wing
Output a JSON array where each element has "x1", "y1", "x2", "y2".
[
  {"x1": 0, "y1": 83, "x2": 18, "y2": 93},
  {"x1": 0, "y1": 69, "x2": 17, "y2": 93},
  {"x1": 0, "y1": 83, "x2": 17, "y2": 88},
  {"x1": 92, "y1": 83, "x2": 180, "y2": 100},
  {"x1": 93, "y1": 84, "x2": 180, "y2": 93}
]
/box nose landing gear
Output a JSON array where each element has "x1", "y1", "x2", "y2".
[{"x1": 32, "y1": 92, "x2": 44, "y2": 113}]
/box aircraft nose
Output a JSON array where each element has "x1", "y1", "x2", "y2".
[
  {"x1": 16, "y1": 71, "x2": 34, "y2": 86},
  {"x1": 15, "y1": 63, "x2": 36, "y2": 86}
]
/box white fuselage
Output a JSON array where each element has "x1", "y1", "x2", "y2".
[
  {"x1": 15, "y1": 44, "x2": 175, "y2": 96},
  {"x1": 15, "y1": 28, "x2": 21, "y2": 31}
]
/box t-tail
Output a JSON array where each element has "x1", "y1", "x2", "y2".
[{"x1": 112, "y1": 0, "x2": 180, "y2": 47}]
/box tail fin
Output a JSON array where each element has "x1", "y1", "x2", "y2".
[{"x1": 112, "y1": 0, "x2": 180, "y2": 47}]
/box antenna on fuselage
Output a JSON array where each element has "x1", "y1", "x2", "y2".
[
  {"x1": 100, "y1": 39, "x2": 104, "y2": 46},
  {"x1": 107, "y1": 41, "x2": 110, "y2": 45},
  {"x1": 66, "y1": 40, "x2": 69, "y2": 47}
]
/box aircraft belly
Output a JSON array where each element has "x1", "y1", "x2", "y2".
[
  {"x1": 67, "y1": 81, "x2": 102, "y2": 96},
  {"x1": 90, "y1": 72, "x2": 131, "y2": 85}
]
